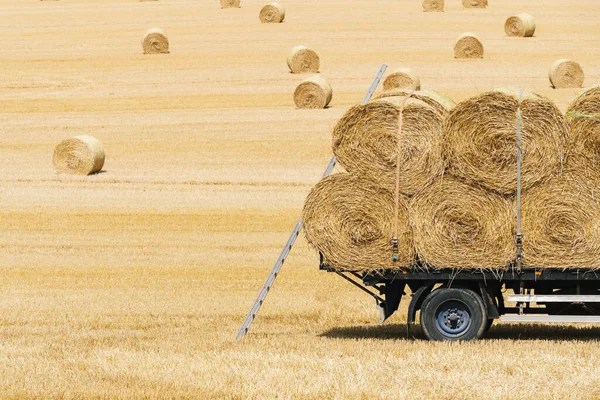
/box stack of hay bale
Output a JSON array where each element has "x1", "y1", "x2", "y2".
[{"x1": 303, "y1": 86, "x2": 600, "y2": 272}]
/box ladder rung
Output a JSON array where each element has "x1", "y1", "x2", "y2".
[{"x1": 508, "y1": 295, "x2": 600, "y2": 303}]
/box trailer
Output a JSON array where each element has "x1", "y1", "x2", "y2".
[{"x1": 324, "y1": 258, "x2": 600, "y2": 341}]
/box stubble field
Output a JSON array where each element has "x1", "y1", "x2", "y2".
[{"x1": 1, "y1": 0, "x2": 600, "y2": 398}]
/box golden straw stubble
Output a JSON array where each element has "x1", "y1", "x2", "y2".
[
  {"x1": 504, "y1": 13, "x2": 535, "y2": 37},
  {"x1": 259, "y1": 2, "x2": 285, "y2": 23},
  {"x1": 333, "y1": 97, "x2": 444, "y2": 195},
  {"x1": 454, "y1": 33, "x2": 484, "y2": 59},
  {"x1": 287, "y1": 45, "x2": 319, "y2": 73},
  {"x1": 142, "y1": 28, "x2": 169, "y2": 54},
  {"x1": 303, "y1": 173, "x2": 414, "y2": 271},
  {"x1": 383, "y1": 68, "x2": 421, "y2": 91},
  {"x1": 565, "y1": 86, "x2": 600, "y2": 180},
  {"x1": 294, "y1": 75, "x2": 332, "y2": 109},
  {"x1": 53, "y1": 135, "x2": 105, "y2": 175},
  {"x1": 443, "y1": 89, "x2": 568, "y2": 195},
  {"x1": 422, "y1": 0, "x2": 444, "y2": 12},
  {"x1": 410, "y1": 176, "x2": 516, "y2": 270},
  {"x1": 521, "y1": 175, "x2": 600, "y2": 269},
  {"x1": 549, "y1": 59, "x2": 584, "y2": 89}
]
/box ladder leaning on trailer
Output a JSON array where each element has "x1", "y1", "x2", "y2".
[{"x1": 236, "y1": 64, "x2": 389, "y2": 340}]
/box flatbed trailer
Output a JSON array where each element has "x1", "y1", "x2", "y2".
[{"x1": 322, "y1": 256, "x2": 600, "y2": 340}]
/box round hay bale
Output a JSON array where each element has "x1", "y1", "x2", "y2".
[
  {"x1": 549, "y1": 59, "x2": 584, "y2": 89},
  {"x1": 293, "y1": 75, "x2": 332, "y2": 109},
  {"x1": 522, "y1": 175, "x2": 600, "y2": 269},
  {"x1": 220, "y1": 0, "x2": 240, "y2": 8},
  {"x1": 53, "y1": 135, "x2": 105, "y2": 175},
  {"x1": 462, "y1": 0, "x2": 487, "y2": 8},
  {"x1": 332, "y1": 96, "x2": 444, "y2": 195},
  {"x1": 443, "y1": 89, "x2": 568, "y2": 195},
  {"x1": 259, "y1": 2, "x2": 285, "y2": 23},
  {"x1": 375, "y1": 89, "x2": 455, "y2": 116},
  {"x1": 287, "y1": 45, "x2": 319, "y2": 73},
  {"x1": 454, "y1": 33, "x2": 484, "y2": 59},
  {"x1": 422, "y1": 0, "x2": 444, "y2": 12},
  {"x1": 504, "y1": 13, "x2": 536, "y2": 37},
  {"x1": 565, "y1": 85, "x2": 600, "y2": 180},
  {"x1": 383, "y1": 68, "x2": 421, "y2": 91},
  {"x1": 410, "y1": 176, "x2": 516, "y2": 270},
  {"x1": 303, "y1": 173, "x2": 414, "y2": 271},
  {"x1": 142, "y1": 28, "x2": 169, "y2": 54}
]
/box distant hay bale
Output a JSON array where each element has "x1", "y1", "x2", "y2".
[
  {"x1": 303, "y1": 173, "x2": 414, "y2": 271},
  {"x1": 422, "y1": 0, "x2": 444, "y2": 12},
  {"x1": 549, "y1": 59, "x2": 584, "y2": 89},
  {"x1": 294, "y1": 75, "x2": 332, "y2": 109},
  {"x1": 443, "y1": 89, "x2": 568, "y2": 195},
  {"x1": 142, "y1": 28, "x2": 169, "y2": 54},
  {"x1": 383, "y1": 68, "x2": 421, "y2": 91},
  {"x1": 287, "y1": 46, "x2": 319, "y2": 73},
  {"x1": 522, "y1": 175, "x2": 600, "y2": 269},
  {"x1": 565, "y1": 85, "x2": 600, "y2": 179},
  {"x1": 504, "y1": 13, "x2": 535, "y2": 37},
  {"x1": 375, "y1": 89, "x2": 455, "y2": 116},
  {"x1": 220, "y1": 0, "x2": 240, "y2": 8},
  {"x1": 332, "y1": 96, "x2": 444, "y2": 195},
  {"x1": 462, "y1": 0, "x2": 487, "y2": 8},
  {"x1": 454, "y1": 33, "x2": 484, "y2": 59},
  {"x1": 410, "y1": 176, "x2": 516, "y2": 270},
  {"x1": 259, "y1": 2, "x2": 285, "y2": 23},
  {"x1": 53, "y1": 135, "x2": 105, "y2": 175}
]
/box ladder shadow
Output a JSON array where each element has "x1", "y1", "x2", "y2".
[{"x1": 320, "y1": 323, "x2": 600, "y2": 341}]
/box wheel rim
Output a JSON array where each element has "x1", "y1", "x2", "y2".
[{"x1": 435, "y1": 300, "x2": 472, "y2": 337}]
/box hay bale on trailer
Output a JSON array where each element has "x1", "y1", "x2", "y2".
[
  {"x1": 443, "y1": 89, "x2": 568, "y2": 195},
  {"x1": 332, "y1": 96, "x2": 444, "y2": 195},
  {"x1": 53, "y1": 135, "x2": 105, "y2": 175},
  {"x1": 422, "y1": 0, "x2": 444, "y2": 12},
  {"x1": 259, "y1": 2, "x2": 285, "y2": 23},
  {"x1": 505, "y1": 13, "x2": 535, "y2": 37},
  {"x1": 383, "y1": 68, "x2": 421, "y2": 91},
  {"x1": 294, "y1": 76, "x2": 332, "y2": 109},
  {"x1": 454, "y1": 33, "x2": 484, "y2": 59},
  {"x1": 410, "y1": 176, "x2": 516, "y2": 270},
  {"x1": 521, "y1": 175, "x2": 600, "y2": 269},
  {"x1": 565, "y1": 86, "x2": 600, "y2": 179},
  {"x1": 549, "y1": 59, "x2": 584, "y2": 89},
  {"x1": 375, "y1": 89, "x2": 455, "y2": 116},
  {"x1": 220, "y1": 0, "x2": 240, "y2": 8},
  {"x1": 303, "y1": 173, "x2": 414, "y2": 271},
  {"x1": 142, "y1": 28, "x2": 169, "y2": 54},
  {"x1": 287, "y1": 46, "x2": 319, "y2": 73}
]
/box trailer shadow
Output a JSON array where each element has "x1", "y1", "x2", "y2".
[{"x1": 320, "y1": 323, "x2": 600, "y2": 341}]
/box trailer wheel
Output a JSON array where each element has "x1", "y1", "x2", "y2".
[{"x1": 420, "y1": 288, "x2": 487, "y2": 341}]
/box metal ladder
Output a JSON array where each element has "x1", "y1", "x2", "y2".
[{"x1": 236, "y1": 64, "x2": 388, "y2": 340}]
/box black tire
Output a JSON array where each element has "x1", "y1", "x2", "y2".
[{"x1": 420, "y1": 288, "x2": 487, "y2": 341}]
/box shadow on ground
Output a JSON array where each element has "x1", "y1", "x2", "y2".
[{"x1": 321, "y1": 323, "x2": 600, "y2": 341}]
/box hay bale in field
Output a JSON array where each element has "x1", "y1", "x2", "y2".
[
  {"x1": 383, "y1": 68, "x2": 421, "y2": 91},
  {"x1": 287, "y1": 46, "x2": 319, "y2": 73},
  {"x1": 504, "y1": 13, "x2": 535, "y2": 37},
  {"x1": 294, "y1": 75, "x2": 332, "y2": 109},
  {"x1": 462, "y1": 0, "x2": 487, "y2": 8},
  {"x1": 53, "y1": 135, "x2": 105, "y2": 175},
  {"x1": 443, "y1": 89, "x2": 568, "y2": 195},
  {"x1": 454, "y1": 33, "x2": 484, "y2": 59},
  {"x1": 303, "y1": 173, "x2": 414, "y2": 271},
  {"x1": 259, "y1": 2, "x2": 285, "y2": 23},
  {"x1": 332, "y1": 96, "x2": 444, "y2": 195},
  {"x1": 565, "y1": 86, "x2": 600, "y2": 179},
  {"x1": 522, "y1": 175, "x2": 600, "y2": 269},
  {"x1": 375, "y1": 89, "x2": 455, "y2": 116},
  {"x1": 142, "y1": 28, "x2": 169, "y2": 54},
  {"x1": 220, "y1": 0, "x2": 240, "y2": 8},
  {"x1": 422, "y1": 0, "x2": 444, "y2": 12},
  {"x1": 410, "y1": 176, "x2": 516, "y2": 270},
  {"x1": 549, "y1": 59, "x2": 584, "y2": 89}
]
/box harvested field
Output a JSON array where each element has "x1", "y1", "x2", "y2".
[{"x1": 1, "y1": 0, "x2": 600, "y2": 398}]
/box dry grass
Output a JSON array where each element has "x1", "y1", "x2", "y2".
[{"x1": 1, "y1": 0, "x2": 600, "y2": 398}]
